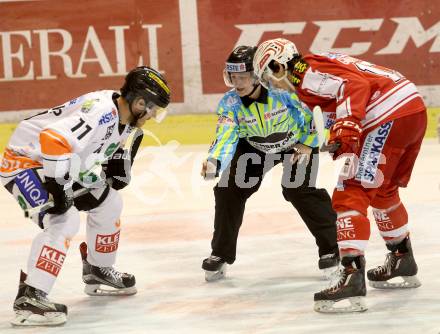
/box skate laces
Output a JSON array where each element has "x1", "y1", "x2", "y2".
[
  {"x1": 100, "y1": 266, "x2": 124, "y2": 282},
  {"x1": 326, "y1": 267, "x2": 347, "y2": 292},
  {"x1": 373, "y1": 252, "x2": 396, "y2": 275}
]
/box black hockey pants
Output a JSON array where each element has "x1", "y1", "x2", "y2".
[{"x1": 210, "y1": 139, "x2": 338, "y2": 264}]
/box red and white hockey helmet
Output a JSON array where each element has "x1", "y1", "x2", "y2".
[{"x1": 253, "y1": 38, "x2": 300, "y2": 88}]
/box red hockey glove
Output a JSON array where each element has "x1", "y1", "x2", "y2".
[{"x1": 328, "y1": 117, "x2": 362, "y2": 160}]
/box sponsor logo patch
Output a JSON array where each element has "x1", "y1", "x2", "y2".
[
  {"x1": 225, "y1": 62, "x2": 246, "y2": 73},
  {"x1": 95, "y1": 231, "x2": 120, "y2": 253},
  {"x1": 336, "y1": 216, "x2": 355, "y2": 240},
  {"x1": 373, "y1": 211, "x2": 394, "y2": 231},
  {"x1": 102, "y1": 123, "x2": 116, "y2": 140},
  {"x1": 81, "y1": 99, "x2": 97, "y2": 113},
  {"x1": 15, "y1": 170, "x2": 48, "y2": 207},
  {"x1": 217, "y1": 115, "x2": 235, "y2": 125},
  {"x1": 98, "y1": 109, "x2": 117, "y2": 125},
  {"x1": 355, "y1": 121, "x2": 392, "y2": 184},
  {"x1": 36, "y1": 245, "x2": 66, "y2": 277},
  {"x1": 264, "y1": 107, "x2": 287, "y2": 120}
]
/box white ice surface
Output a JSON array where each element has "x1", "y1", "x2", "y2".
[{"x1": 0, "y1": 140, "x2": 439, "y2": 334}]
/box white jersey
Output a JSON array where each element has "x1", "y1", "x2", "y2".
[{"x1": 0, "y1": 90, "x2": 134, "y2": 186}]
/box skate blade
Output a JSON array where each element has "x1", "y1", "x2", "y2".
[
  {"x1": 84, "y1": 284, "x2": 137, "y2": 296},
  {"x1": 11, "y1": 310, "x2": 66, "y2": 327},
  {"x1": 314, "y1": 297, "x2": 367, "y2": 313},
  {"x1": 204, "y1": 264, "x2": 227, "y2": 282},
  {"x1": 369, "y1": 275, "x2": 421, "y2": 289}
]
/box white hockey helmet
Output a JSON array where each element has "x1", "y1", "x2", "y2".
[{"x1": 253, "y1": 38, "x2": 300, "y2": 88}]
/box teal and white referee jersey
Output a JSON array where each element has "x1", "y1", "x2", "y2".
[{"x1": 208, "y1": 87, "x2": 318, "y2": 171}]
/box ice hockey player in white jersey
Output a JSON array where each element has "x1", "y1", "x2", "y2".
[{"x1": 0, "y1": 66, "x2": 171, "y2": 326}]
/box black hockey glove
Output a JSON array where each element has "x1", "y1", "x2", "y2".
[
  {"x1": 105, "y1": 148, "x2": 132, "y2": 190},
  {"x1": 43, "y1": 176, "x2": 74, "y2": 215}
]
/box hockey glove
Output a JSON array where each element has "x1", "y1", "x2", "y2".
[
  {"x1": 43, "y1": 176, "x2": 74, "y2": 215},
  {"x1": 328, "y1": 117, "x2": 362, "y2": 160},
  {"x1": 105, "y1": 148, "x2": 132, "y2": 190}
]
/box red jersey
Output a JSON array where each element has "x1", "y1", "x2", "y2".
[{"x1": 290, "y1": 53, "x2": 426, "y2": 130}]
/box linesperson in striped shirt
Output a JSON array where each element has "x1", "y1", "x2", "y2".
[{"x1": 200, "y1": 46, "x2": 339, "y2": 282}]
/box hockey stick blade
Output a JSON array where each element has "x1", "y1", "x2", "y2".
[
  {"x1": 312, "y1": 106, "x2": 340, "y2": 153},
  {"x1": 312, "y1": 105, "x2": 326, "y2": 148}
]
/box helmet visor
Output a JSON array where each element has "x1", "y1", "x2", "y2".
[
  {"x1": 133, "y1": 97, "x2": 168, "y2": 124},
  {"x1": 223, "y1": 70, "x2": 257, "y2": 89}
]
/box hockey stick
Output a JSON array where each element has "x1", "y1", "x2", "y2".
[
  {"x1": 24, "y1": 186, "x2": 95, "y2": 218},
  {"x1": 312, "y1": 106, "x2": 340, "y2": 153},
  {"x1": 23, "y1": 175, "x2": 114, "y2": 218}
]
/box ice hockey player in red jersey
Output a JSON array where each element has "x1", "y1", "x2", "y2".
[
  {"x1": 0, "y1": 66, "x2": 170, "y2": 326},
  {"x1": 253, "y1": 38, "x2": 426, "y2": 313}
]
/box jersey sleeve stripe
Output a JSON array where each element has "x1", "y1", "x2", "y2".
[
  {"x1": 39, "y1": 129, "x2": 72, "y2": 156},
  {"x1": 0, "y1": 149, "x2": 42, "y2": 174}
]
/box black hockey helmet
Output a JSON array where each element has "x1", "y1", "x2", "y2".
[
  {"x1": 120, "y1": 66, "x2": 171, "y2": 108},
  {"x1": 224, "y1": 46, "x2": 258, "y2": 87},
  {"x1": 225, "y1": 45, "x2": 257, "y2": 73}
]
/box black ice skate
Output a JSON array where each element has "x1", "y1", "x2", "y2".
[
  {"x1": 202, "y1": 255, "x2": 227, "y2": 282},
  {"x1": 80, "y1": 242, "x2": 137, "y2": 296},
  {"x1": 367, "y1": 237, "x2": 421, "y2": 289},
  {"x1": 314, "y1": 256, "x2": 367, "y2": 313},
  {"x1": 11, "y1": 271, "x2": 67, "y2": 327},
  {"x1": 318, "y1": 252, "x2": 340, "y2": 280}
]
